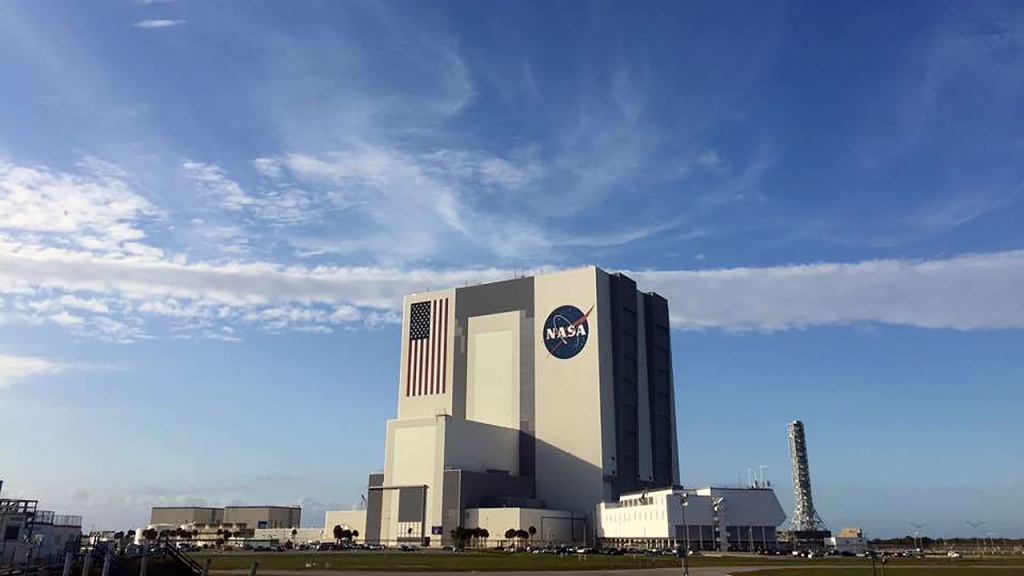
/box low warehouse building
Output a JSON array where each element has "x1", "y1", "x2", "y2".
[
  {"x1": 596, "y1": 486, "x2": 786, "y2": 551},
  {"x1": 323, "y1": 511, "x2": 367, "y2": 542},
  {"x1": 464, "y1": 507, "x2": 579, "y2": 545},
  {"x1": 826, "y1": 527, "x2": 867, "y2": 555},
  {"x1": 150, "y1": 507, "x2": 224, "y2": 526},
  {"x1": 223, "y1": 506, "x2": 301, "y2": 529}
]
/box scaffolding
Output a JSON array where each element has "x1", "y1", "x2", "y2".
[{"x1": 787, "y1": 420, "x2": 827, "y2": 532}]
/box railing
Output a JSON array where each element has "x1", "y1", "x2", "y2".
[
  {"x1": 0, "y1": 500, "x2": 38, "y2": 515},
  {"x1": 160, "y1": 542, "x2": 203, "y2": 576},
  {"x1": 34, "y1": 512, "x2": 55, "y2": 525}
]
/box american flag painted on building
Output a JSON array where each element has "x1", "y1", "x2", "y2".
[{"x1": 406, "y1": 297, "x2": 449, "y2": 397}]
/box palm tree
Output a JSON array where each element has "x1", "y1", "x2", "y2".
[
  {"x1": 528, "y1": 526, "x2": 536, "y2": 544},
  {"x1": 291, "y1": 528, "x2": 298, "y2": 542},
  {"x1": 352, "y1": 530, "x2": 359, "y2": 542},
  {"x1": 479, "y1": 528, "x2": 489, "y2": 547},
  {"x1": 504, "y1": 528, "x2": 516, "y2": 546},
  {"x1": 333, "y1": 525, "x2": 343, "y2": 544}
]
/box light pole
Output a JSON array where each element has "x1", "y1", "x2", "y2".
[
  {"x1": 679, "y1": 494, "x2": 690, "y2": 576},
  {"x1": 966, "y1": 521, "x2": 986, "y2": 556},
  {"x1": 909, "y1": 523, "x2": 928, "y2": 553}
]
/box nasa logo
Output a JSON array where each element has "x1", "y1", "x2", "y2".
[{"x1": 542, "y1": 304, "x2": 593, "y2": 359}]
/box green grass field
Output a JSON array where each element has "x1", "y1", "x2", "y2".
[
  {"x1": 741, "y1": 569, "x2": 1024, "y2": 576},
  {"x1": 193, "y1": 550, "x2": 1024, "y2": 573}
]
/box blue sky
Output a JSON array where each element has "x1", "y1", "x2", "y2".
[{"x1": 1, "y1": 0, "x2": 1022, "y2": 538}]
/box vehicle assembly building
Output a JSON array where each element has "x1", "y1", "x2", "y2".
[
  {"x1": 362, "y1": 266, "x2": 787, "y2": 547},
  {"x1": 364, "y1": 266, "x2": 679, "y2": 546}
]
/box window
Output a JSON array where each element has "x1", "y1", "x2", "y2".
[{"x1": 4, "y1": 526, "x2": 19, "y2": 541}]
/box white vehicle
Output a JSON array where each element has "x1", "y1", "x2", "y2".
[{"x1": 947, "y1": 551, "x2": 962, "y2": 559}]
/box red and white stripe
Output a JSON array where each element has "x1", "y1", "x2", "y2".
[{"x1": 406, "y1": 298, "x2": 448, "y2": 397}]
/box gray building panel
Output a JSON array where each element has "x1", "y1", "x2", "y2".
[
  {"x1": 397, "y1": 487, "x2": 426, "y2": 522},
  {"x1": 454, "y1": 276, "x2": 537, "y2": 477},
  {"x1": 643, "y1": 292, "x2": 677, "y2": 487},
  {"x1": 439, "y1": 470, "x2": 535, "y2": 545},
  {"x1": 607, "y1": 272, "x2": 641, "y2": 499},
  {"x1": 365, "y1": 473, "x2": 384, "y2": 544}
]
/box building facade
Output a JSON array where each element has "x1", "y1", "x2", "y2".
[
  {"x1": 365, "y1": 266, "x2": 679, "y2": 546},
  {"x1": 596, "y1": 486, "x2": 787, "y2": 552},
  {"x1": 826, "y1": 528, "x2": 867, "y2": 555},
  {"x1": 144, "y1": 505, "x2": 301, "y2": 543},
  {"x1": 222, "y1": 506, "x2": 301, "y2": 530},
  {"x1": 323, "y1": 511, "x2": 367, "y2": 542},
  {"x1": 150, "y1": 507, "x2": 224, "y2": 526},
  {"x1": 252, "y1": 528, "x2": 324, "y2": 545},
  {"x1": 1, "y1": 483, "x2": 81, "y2": 566}
]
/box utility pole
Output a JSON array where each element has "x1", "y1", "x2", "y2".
[{"x1": 679, "y1": 494, "x2": 690, "y2": 576}]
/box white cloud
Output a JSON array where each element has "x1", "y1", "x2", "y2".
[
  {"x1": 632, "y1": 251, "x2": 1024, "y2": 331},
  {"x1": 0, "y1": 355, "x2": 62, "y2": 390},
  {"x1": 134, "y1": 20, "x2": 186, "y2": 29},
  {"x1": 696, "y1": 150, "x2": 721, "y2": 168},
  {"x1": 0, "y1": 159, "x2": 156, "y2": 253},
  {"x1": 182, "y1": 162, "x2": 256, "y2": 211},
  {"x1": 268, "y1": 147, "x2": 621, "y2": 264},
  {"x1": 1, "y1": 231, "x2": 1023, "y2": 336},
  {"x1": 252, "y1": 158, "x2": 283, "y2": 179},
  {"x1": 2, "y1": 157, "x2": 1021, "y2": 339}
]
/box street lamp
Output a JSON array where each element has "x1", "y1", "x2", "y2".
[
  {"x1": 966, "y1": 521, "x2": 986, "y2": 556},
  {"x1": 909, "y1": 523, "x2": 928, "y2": 553},
  {"x1": 679, "y1": 494, "x2": 690, "y2": 576}
]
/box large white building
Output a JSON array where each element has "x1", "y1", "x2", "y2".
[
  {"x1": 596, "y1": 486, "x2": 786, "y2": 551},
  {"x1": 364, "y1": 267, "x2": 680, "y2": 546}
]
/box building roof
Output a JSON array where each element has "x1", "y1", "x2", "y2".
[
  {"x1": 151, "y1": 506, "x2": 223, "y2": 510},
  {"x1": 223, "y1": 505, "x2": 300, "y2": 510}
]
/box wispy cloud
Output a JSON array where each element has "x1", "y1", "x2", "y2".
[
  {"x1": 3, "y1": 154, "x2": 1023, "y2": 338},
  {"x1": 2, "y1": 236, "x2": 1023, "y2": 336},
  {"x1": 134, "y1": 20, "x2": 186, "y2": 29},
  {"x1": 182, "y1": 162, "x2": 256, "y2": 211},
  {"x1": 0, "y1": 158, "x2": 159, "y2": 255},
  {"x1": 0, "y1": 355, "x2": 62, "y2": 390}
]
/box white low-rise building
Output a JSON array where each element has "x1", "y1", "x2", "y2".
[
  {"x1": 596, "y1": 486, "x2": 787, "y2": 551},
  {"x1": 826, "y1": 528, "x2": 867, "y2": 555}
]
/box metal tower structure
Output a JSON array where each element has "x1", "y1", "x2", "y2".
[{"x1": 788, "y1": 420, "x2": 827, "y2": 532}]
